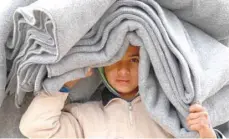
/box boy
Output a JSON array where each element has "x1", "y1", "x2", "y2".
[{"x1": 19, "y1": 45, "x2": 222, "y2": 138}]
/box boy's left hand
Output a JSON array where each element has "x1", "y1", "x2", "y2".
[{"x1": 186, "y1": 104, "x2": 217, "y2": 138}]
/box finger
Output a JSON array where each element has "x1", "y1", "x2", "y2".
[
  {"x1": 71, "y1": 79, "x2": 81, "y2": 84},
  {"x1": 186, "y1": 111, "x2": 208, "y2": 121},
  {"x1": 189, "y1": 104, "x2": 205, "y2": 113},
  {"x1": 189, "y1": 120, "x2": 209, "y2": 132},
  {"x1": 86, "y1": 68, "x2": 93, "y2": 77},
  {"x1": 64, "y1": 79, "x2": 80, "y2": 88},
  {"x1": 187, "y1": 116, "x2": 208, "y2": 127},
  {"x1": 189, "y1": 123, "x2": 201, "y2": 131}
]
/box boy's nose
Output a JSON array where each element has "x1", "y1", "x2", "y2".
[{"x1": 117, "y1": 63, "x2": 130, "y2": 76}]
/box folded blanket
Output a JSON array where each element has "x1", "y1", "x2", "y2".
[
  {"x1": 156, "y1": 0, "x2": 229, "y2": 46},
  {"x1": 3, "y1": 0, "x2": 229, "y2": 138},
  {"x1": 44, "y1": 1, "x2": 229, "y2": 137},
  {"x1": 0, "y1": 0, "x2": 37, "y2": 106},
  {"x1": 5, "y1": 0, "x2": 116, "y2": 106}
]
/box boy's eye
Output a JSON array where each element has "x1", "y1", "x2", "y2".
[{"x1": 130, "y1": 58, "x2": 139, "y2": 63}]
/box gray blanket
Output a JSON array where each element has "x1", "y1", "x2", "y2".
[
  {"x1": 5, "y1": 0, "x2": 116, "y2": 106},
  {"x1": 156, "y1": 0, "x2": 229, "y2": 46},
  {"x1": 2, "y1": 0, "x2": 229, "y2": 138},
  {"x1": 0, "y1": 0, "x2": 37, "y2": 106}
]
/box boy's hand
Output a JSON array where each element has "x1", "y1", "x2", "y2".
[
  {"x1": 186, "y1": 104, "x2": 217, "y2": 138},
  {"x1": 63, "y1": 68, "x2": 93, "y2": 89}
]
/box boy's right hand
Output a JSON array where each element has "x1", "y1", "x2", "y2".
[{"x1": 63, "y1": 68, "x2": 93, "y2": 89}]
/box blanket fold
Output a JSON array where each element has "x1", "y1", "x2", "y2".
[
  {"x1": 1, "y1": 0, "x2": 229, "y2": 138},
  {"x1": 0, "y1": 0, "x2": 38, "y2": 106},
  {"x1": 155, "y1": 0, "x2": 229, "y2": 46},
  {"x1": 5, "y1": 0, "x2": 116, "y2": 107}
]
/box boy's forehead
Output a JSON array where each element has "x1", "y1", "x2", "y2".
[{"x1": 125, "y1": 46, "x2": 140, "y2": 56}]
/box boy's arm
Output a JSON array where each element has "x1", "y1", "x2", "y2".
[{"x1": 19, "y1": 90, "x2": 84, "y2": 138}]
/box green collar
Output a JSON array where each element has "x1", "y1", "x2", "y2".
[{"x1": 97, "y1": 67, "x2": 120, "y2": 97}]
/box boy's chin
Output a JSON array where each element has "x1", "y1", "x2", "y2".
[{"x1": 115, "y1": 87, "x2": 136, "y2": 94}]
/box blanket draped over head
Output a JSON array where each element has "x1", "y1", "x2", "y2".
[{"x1": 1, "y1": 0, "x2": 229, "y2": 137}]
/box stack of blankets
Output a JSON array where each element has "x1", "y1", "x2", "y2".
[{"x1": 1, "y1": 0, "x2": 229, "y2": 137}]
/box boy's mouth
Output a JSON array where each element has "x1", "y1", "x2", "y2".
[{"x1": 116, "y1": 79, "x2": 130, "y2": 84}]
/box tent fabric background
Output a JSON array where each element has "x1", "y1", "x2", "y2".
[{"x1": 1, "y1": 0, "x2": 229, "y2": 137}]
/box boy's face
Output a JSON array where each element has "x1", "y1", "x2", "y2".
[{"x1": 104, "y1": 45, "x2": 139, "y2": 94}]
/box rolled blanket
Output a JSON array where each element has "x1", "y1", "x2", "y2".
[
  {"x1": 0, "y1": 0, "x2": 37, "y2": 106},
  {"x1": 5, "y1": 0, "x2": 116, "y2": 106},
  {"x1": 3, "y1": 0, "x2": 229, "y2": 138}
]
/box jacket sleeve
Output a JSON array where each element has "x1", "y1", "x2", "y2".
[
  {"x1": 19, "y1": 91, "x2": 84, "y2": 138},
  {"x1": 214, "y1": 129, "x2": 226, "y2": 139}
]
